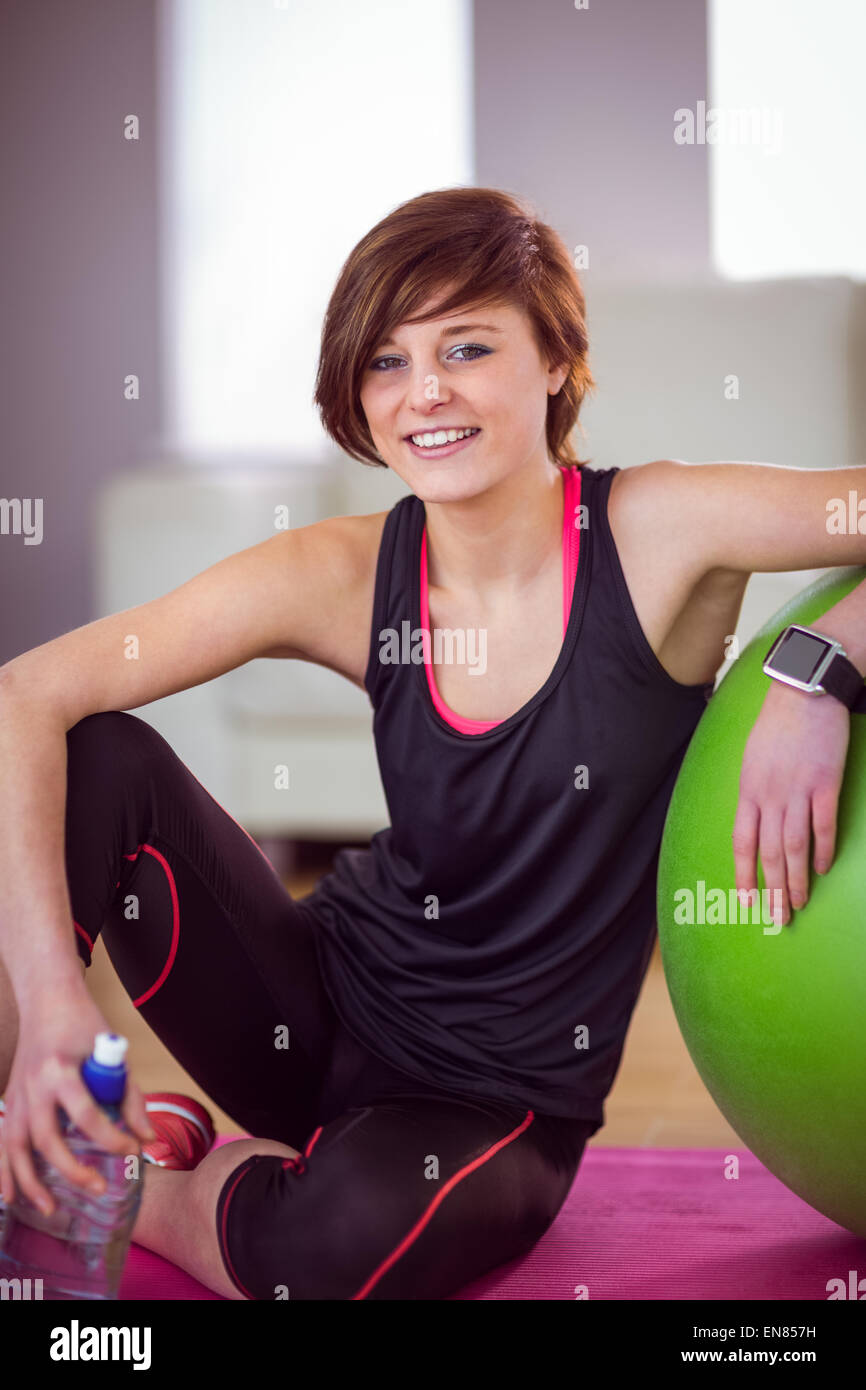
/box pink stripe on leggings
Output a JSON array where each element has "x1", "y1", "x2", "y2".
[
  {"x1": 114, "y1": 843, "x2": 181, "y2": 1008},
  {"x1": 73, "y1": 921, "x2": 94, "y2": 953},
  {"x1": 351, "y1": 1108, "x2": 537, "y2": 1300},
  {"x1": 281, "y1": 1124, "x2": 324, "y2": 1173},
  {"x1": 219, "y1": 1161, "x2": 258, "y2": 1301}
]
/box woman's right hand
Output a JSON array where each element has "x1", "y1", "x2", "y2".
[{"x1": 0, "y1": 978, "x2": 155, "y2": 1216}]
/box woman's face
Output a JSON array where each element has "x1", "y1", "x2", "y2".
[{"x1": 359, "y1": 291, "x2": 567, "y2": 503}]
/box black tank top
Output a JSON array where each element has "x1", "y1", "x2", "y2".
[{"x1": 301, "y1": 465, "x2": 714, "y2": 1126}]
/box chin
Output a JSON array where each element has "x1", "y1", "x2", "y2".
[{"x1": 406, "y1": 466, "x2": 492, "y2": 505}]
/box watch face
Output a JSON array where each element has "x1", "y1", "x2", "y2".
[{"x1": 773, "y1": 628, "x2": 830, "y2": 683}]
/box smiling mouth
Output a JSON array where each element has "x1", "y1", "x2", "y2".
[{"x1": 405, "y1": 426, "x2": 481, "y2": 449}]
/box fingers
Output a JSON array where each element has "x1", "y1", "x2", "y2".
[
  {"x1": 811, "y1": 782, "x2": 839, "y2": 876},
  {"x1": 735, "y1": 768, "x2": 843, "y2": 931},
  {"x1": 736, "y1": 793, "x2": 822, "y2": 930},
  {"x1": 781, "y1": 795, "x2": 812, "y2": 911},
  {"x1": 122, "y1": 1077, "x2": 156, "y2": 1145},
  {"x1": 757, "y1": 802, "x2": 789, "y2": 928},
  {"x1": 55, "y1": 1072, "x2": 135, "y2": 1156},
  {"x1": 3, "y1": 1105, "x2": 58, "y2": 1214},
  {"x1": 3, "y1": 1073, "x2": 135, "y2": 1215},
  {"x1": 28, "y1": 1096, "x2": 109, "y2": 1207},
  {"x1": 759, "y1": 797, "x2": 816, "y2": 928}
]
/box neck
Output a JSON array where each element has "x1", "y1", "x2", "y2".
[{"x1": 423, "y1": 461, "x2": 565, "y2": 607}]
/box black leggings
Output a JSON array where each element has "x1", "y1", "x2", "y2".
[{"x1": 63, "y1": 710, "x2": 595, "y2": 1300}]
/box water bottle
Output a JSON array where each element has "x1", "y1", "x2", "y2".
[{"x1": 0, "y1": 1032, "x2": 143, "y2": 1300}]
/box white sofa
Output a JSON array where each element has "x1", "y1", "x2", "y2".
[
  {"x1": 95, "y1": 277, "x2": 864, "y2": 841},
  {"x1": 95, "y1": 450, "x2": 409, "y2": 840}
]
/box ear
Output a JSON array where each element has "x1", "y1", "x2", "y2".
[{"x1": 547, "y1": 360, "x2": 569, "y2": 397}]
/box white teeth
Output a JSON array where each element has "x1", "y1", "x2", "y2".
[{"x1": 410, "y1": 427, "x2": 479, "y2": 448}]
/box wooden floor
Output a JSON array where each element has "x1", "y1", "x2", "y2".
[{"x1": 86, "y1": 845, "x2": 741, "y2": 1150}]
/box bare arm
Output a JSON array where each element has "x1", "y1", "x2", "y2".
[
  {"x1": 0, "y1": 682, "x2": 97, "y2": 1011},
  {"x1": 0, "y1": 513, "x2": 382, "y2": 1211},
  {"x1": 0, "y1": 514, "x2": 380, "y2": 997}
]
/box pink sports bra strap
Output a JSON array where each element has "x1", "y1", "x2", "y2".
[{"x1": 420, "y1": 466, "x2": 582, "y2": 734}]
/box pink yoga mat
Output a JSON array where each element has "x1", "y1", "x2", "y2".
[{"x1": 118, "y1": 1139, "x2": 866, "y2": 1300}]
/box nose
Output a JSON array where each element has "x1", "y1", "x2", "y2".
[{"x1": 402, "y1": 353, "x2": 453, "y2": 417}]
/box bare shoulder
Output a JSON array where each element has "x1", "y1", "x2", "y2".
[
  {"x1": 609, "y1": 458, "x2": 698, "y2": 540},
  {"x1": 0, "y1": 506, "x2": 393, "y2": 728},
  {"x1": 263, "y1": 509, "x2": 389, "y2": 688},
  {"x1": 606, "y1": 459, "x2": 750, "y2": 686},
  {"x1": 608, "y1": 458, "x2": 744, "y2": 589},
  {"x1": 292, "y1": 508, "x2": 388, "y2": 582}
]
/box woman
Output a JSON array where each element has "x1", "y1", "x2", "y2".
[{"x1": 0, "y1": 187, "x2": 863, "y2": 1301}]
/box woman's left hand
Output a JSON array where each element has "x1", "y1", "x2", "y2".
[{"x1": 732, "y1": 679, "x2": 850, "y2": 926}]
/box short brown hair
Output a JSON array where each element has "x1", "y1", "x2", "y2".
[{"x1": 313, "y1": 186, "x2": 595, "y2": 470}]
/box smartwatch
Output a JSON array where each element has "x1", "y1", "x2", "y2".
[{"x1": 763, "y1": 624, "x2": 866, "y2": 712}]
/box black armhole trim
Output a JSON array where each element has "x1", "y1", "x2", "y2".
[
  {"x1": 363, "y1": 497, "x2": 412, "y2": 702},
  {"x1": 600, "y1": 468, "x2": 713, "y2": 699}
]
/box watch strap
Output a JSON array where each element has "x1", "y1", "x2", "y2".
[{"x1": 820, "y1": 651, "x2": 866, "y2": 712}]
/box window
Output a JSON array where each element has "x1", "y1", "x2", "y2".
[
  {"x1": 158, "y1": 0, "x2": 473, "y2": 453},
  {"x1": 709, "y1": 0, "x2": 866, "y2": 280}
]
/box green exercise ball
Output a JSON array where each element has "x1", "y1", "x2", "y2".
[{"x1": 657, "y1": 565, "x2": 866, "y2": 1237}]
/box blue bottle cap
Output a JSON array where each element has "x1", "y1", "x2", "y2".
[{"x1": 81, "y1": 1032, "x2": 128, "y2": 1106}]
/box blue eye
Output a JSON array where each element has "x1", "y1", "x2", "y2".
[{"x1": 368, "y1": 344, "x2": 491, "y2": 371}]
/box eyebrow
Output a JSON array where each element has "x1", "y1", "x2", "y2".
[{"x1": 376, "y1": 322, "x2": 505, "y2": 350}]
